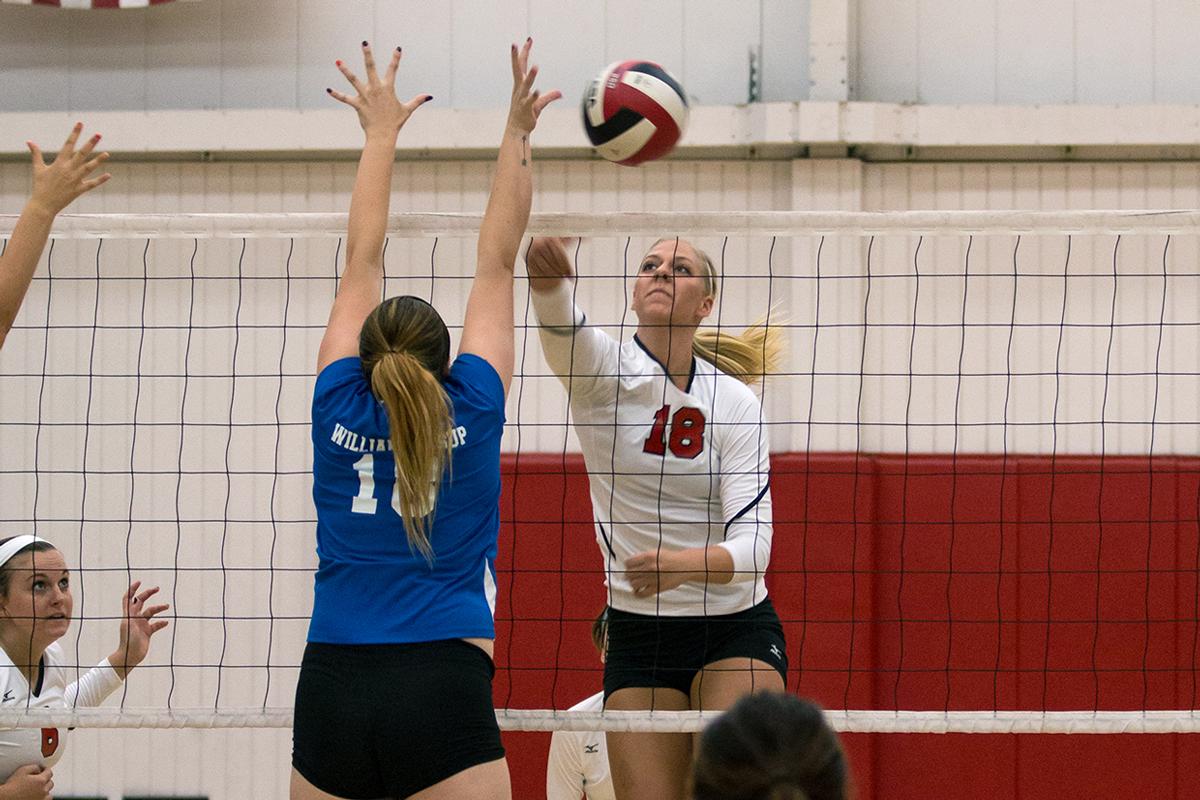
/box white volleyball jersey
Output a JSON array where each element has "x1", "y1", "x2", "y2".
[
  {"x1": 0, "y1": 643, "x2": 122, "y2": 780},
  {"x1": 533, "y1": 282, "x2": 773, "y2": 616},
  {"x1": 545, "y1": 692, "x2": 614, "y2": 800}
]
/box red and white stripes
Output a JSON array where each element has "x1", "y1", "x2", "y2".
[{"x1": 1, "y1": 0, "x2": 186, "y2": 8}]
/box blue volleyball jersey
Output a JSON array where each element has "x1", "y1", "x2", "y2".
[{"x1": 307, "y1": 353, "x2": 505, "y2": 645}]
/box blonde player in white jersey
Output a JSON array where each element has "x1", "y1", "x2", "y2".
[
  {"x1": 545, "y1": 610, "x2": 613, "y2": 800},
  {"x1": 0, "y1": 535, "x2": 167, "y2": 799},
  {"x1": 526, "y1": 237, "x2": 786, "y2": 800}
]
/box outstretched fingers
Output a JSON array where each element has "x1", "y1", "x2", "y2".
[
  {"x1": 82, "y1": 150, "x2": 109, "y2": 175},
  {"x1": 326, "y1": 86, "x2": 359, "y2": 108},
  {"x1": 384, "y1": 46, "x2": 402, "y2": 85},
  {"x1": 522, "y1": 64, "x2": 539, "y2": 96},
  {"x1": 403, "y1": 93, "x2": 434, "y2": 112},
  {"x1": 533, "y1": 89, "x2": 562, "y2": 116},
  {"x1": 82, "y1": 173, "x2": 112, "y2": 193},
  {"x1": 335, "y1": 58, "x2": 366, "y2": 96},
  {"x1": 75, "y1": 132, "x2": 102, "y2": 163},
  {"x1": 57, "y1": 122, "x2": 83, "y2": 160},
  {"x1": 26, "y1": 140, "x2": 44, "y2": 167},
  {"x1": 134, "y1": 585, "x2": 162, "y2": 606},
  {"x1": 518, "y1": 36, "x2": 532, "y2": 74},
  {"x1": 360, "y1": 40, "x2": 379, "y2": 84},
  {"x1": 510, "y1": 36, "x2": 534, "y2": 84}
]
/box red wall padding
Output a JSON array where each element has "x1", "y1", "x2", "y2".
[{"x1": 493, "y1": 452, "x2": 1200, "y2": 799}]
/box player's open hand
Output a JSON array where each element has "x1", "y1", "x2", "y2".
[
  {"x1": 525, "y1": 237, "x2": 576, "y2": 292},
  {"x1": 328, "y1": 41, "x2": 432, "y2": 138},
  {"x1": 507, "y1": 37, "x2": 561, "y2": 135},
  {"x1": 26, "y1": 123, "x2": 110, "y2": 218},
  {"x1": 111, "y1": 581, "x2": 170, "y2": 679}
]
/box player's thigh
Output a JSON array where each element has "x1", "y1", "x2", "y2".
[
  {"x1": 691, "y1": 656, "x2": 785, "y2": 710},
  {"x1": 409, "y1": 756, "x2": 511, "y2": 800},
  {"x1": 291, "y1": 767, "x2": 375, "y2": 800},
  {"x1": 605, "y1": 687, "x2": 692, "y2": 800}
]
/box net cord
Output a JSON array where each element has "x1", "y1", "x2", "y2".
[
  {"x1": 0, "y1": 708, "x2": 1196, "y2": 733},
  {"x1": 4, "y1": 210, "x2": 1200, "y2": 238}
]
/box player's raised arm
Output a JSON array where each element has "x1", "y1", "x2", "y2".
[
  {"x1": 317, "y1": 42, "x2": 432, "y2": 373},
  {"x1": 458, "y1": 38, "x2": 561, "y2": 395},
  {"x1": 0, "y1": 123, "x2": 110, "y2": 351}
]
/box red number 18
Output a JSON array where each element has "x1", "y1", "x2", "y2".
[{"x1": 643, "y1": 404, "x2": 706, "y2": 459}]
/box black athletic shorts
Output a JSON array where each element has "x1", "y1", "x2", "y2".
[
  {"x1": 603, "y1": 598, "x2": 788, "y2": 699},
  {"x1": 292, "y1": 639, "x2": 505, "y2": 799}
]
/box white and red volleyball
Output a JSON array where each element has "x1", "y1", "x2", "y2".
[{"x1": 582, "y1": 60, "x2": 689, "y2": 166}]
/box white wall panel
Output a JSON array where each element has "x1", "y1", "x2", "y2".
[
  {"x1": 681, "y1": 0, "x2": 760, "y2": 106},
  {"x1": 604, "y1": 0, "x2": 684, "y2": 70},
  {"x1": 856, "y1": 0, "x2": 920, "y2": 103},
  {"x1": 995, "y1": 0, "x2": 1074, "y2": 104},
  {"x1": 451, "y1": 3, "x2": 531, "y2": 111},
  {"x1": 68, "y1": 5, "x2": 148, "y2": 111},
  {"x1": 529, "y1": 0, "x2": 605, "y2": 111},
  {"x1": 220, "y1": 0, "x2": 299, "y2": 109},
  {"x1": 0, "y1": 7, "x2": 72, "y2": 113},
  {"x1": 145, "y1": 0, "x2": 223, "y2": 110},
  {"x1": 0, "y1": 0, "x2": 808, "y2": 114},
  {"x1": 1074, "y1": 0, "x2": 1155, "y2": 104},
  {"x1": 297, "y1": 1, "x2": 376, "y2": 113},
  {"x1": 915, "y1": 0, "x2": 996, "y2": 105},
  {"x1": 760, "y1": 0, "x2": 810, "y2": 103},
  {"x1": 1153, "y1": 0, "x2": 1200, "y2": 102},
  {"x1": 857, "y1": 0, "x2": 1200, "y2": 104},
  {"x1": 3, "y1": 156, "x2": 1200, "y2": 798},
  {"x1": 379, "y1": 1, "x2": 455, "y2": 106}
]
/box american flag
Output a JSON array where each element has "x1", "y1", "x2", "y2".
[{"x1": 1, "y1": 0, "x2": 190, "y2": 7}]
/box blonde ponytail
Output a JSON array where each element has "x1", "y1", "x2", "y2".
[
  {"x1": 692, "y1": 317, "x2": 785, "y2": 386},
  {"x1": 370, "y1": 350, "x2": 453, "y2": 560}
]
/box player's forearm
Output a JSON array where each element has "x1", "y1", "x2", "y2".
[
  {"x1": 107, "y1": 648, "x2": 135, "y2": 680},
  {"x1": 530, "y1": 277, "x2": 582, "y2": 328},
  {"x1": 667, "y1": 545, "x2": 736, "y2": 586},
  {"x1": 343, "y1": 131, "x2": 398, "y2": 284},
  {"x1": 478, "y1": 124, "x2": 532, "y2": 275},
  {"x1": 0, "y1": 201, "x2": 56, "y2": 349},
  {"x1": 67, "y1": 658, "x2": 124, "y2": 705}
]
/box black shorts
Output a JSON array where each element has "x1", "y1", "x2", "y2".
[
  {"x1": 603, "y1": 598, "x2": 788, "y2": 699},
  {"x1": 292, "y1": 639, "x2": 505, "y2": 799}
]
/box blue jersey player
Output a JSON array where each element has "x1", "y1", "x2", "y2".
[{"x1": 290, "y1": 40, "x2": 560, "y2": 800}]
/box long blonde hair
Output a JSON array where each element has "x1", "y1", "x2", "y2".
[
  {"x1": 653, "y1": 238, "x2": 785, "y2": 385},
  {"x1": 359, "y1": 296, "x2": 453, "y2": 560}
]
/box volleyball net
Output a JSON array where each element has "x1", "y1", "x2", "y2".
[{"x1": 1, "y1": 210, "x2": 1199, "y2": 733}]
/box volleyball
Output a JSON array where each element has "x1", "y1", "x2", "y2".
[{"x1": 582, "y1": 60, "x2": 689, "y2": 166}]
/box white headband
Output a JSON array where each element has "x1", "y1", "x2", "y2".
[{"x1": 0, "y1": 535, "x2": 54, "y2": 569}]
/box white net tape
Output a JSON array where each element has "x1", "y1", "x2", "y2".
[
  {"x1": 3, "y1": 209, "x2": 1200, "y2": 238},
  {"x1": 0, "y1": 708, "x2": 1194, "y2": 734}
]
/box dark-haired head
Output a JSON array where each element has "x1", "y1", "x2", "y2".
[
  {"x1": 358, "y1": 296, "x2": 454, "y2": 558},
  {"x1": 692, "y1": 692, "x2": 848, "y2": 800},
  {"x1": 0, "y1": 535, "x2": 58, "y2": 597}
]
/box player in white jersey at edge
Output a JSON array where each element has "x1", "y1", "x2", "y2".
[
  {"x1": 545, "y1": 609, "x2": 613, "y2": 800},
  {"x1": 526, "y1": 236, "x2": 787, "y2": 800},
  {"x1": 0, "y1": 535, "x2": 168, "y2": 799}
]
